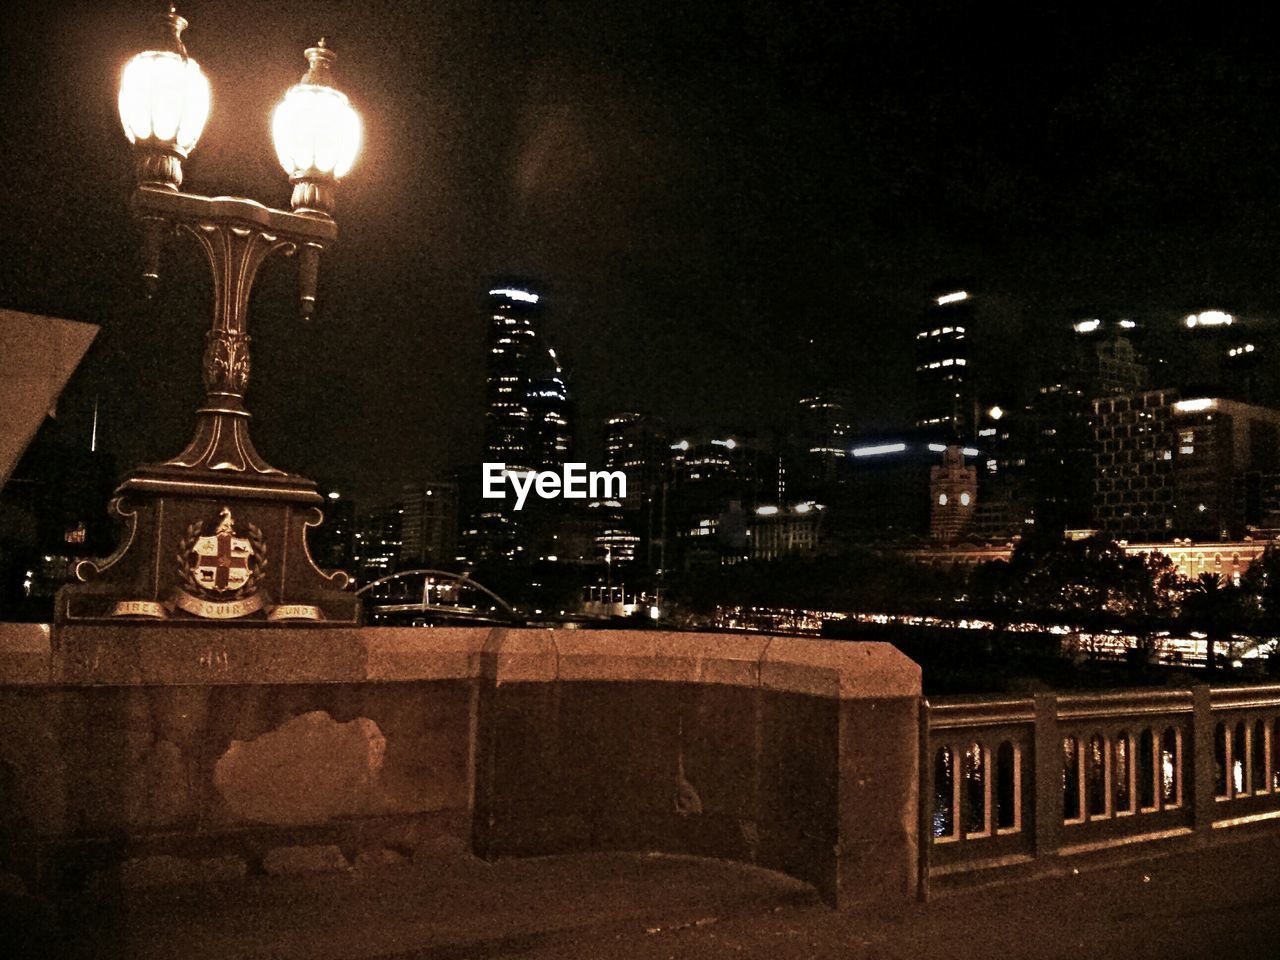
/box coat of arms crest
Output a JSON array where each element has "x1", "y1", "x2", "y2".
[{"x1": 174, "y1": 506, "x2": 268, "y2": 617}]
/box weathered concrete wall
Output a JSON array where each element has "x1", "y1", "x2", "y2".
[
  {"x1": 0, "y1": 622, "x2": 921, "y2": 907},
  {"x1": 0, "y1": 623, "x2": 479, "y2": 892},
  {"x1": 472, "y1": 631, "x2": 921, "y2": 906}
]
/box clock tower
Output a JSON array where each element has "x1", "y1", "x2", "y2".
[{"x1": 930, "y1": 445, "x2": 977, "y2": 544}]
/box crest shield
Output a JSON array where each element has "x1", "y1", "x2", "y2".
[{"x1": 191, "y1": 530, "x2": 254, "y2": 593}]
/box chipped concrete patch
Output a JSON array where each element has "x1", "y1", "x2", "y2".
[{"x1": 214, "y1": 710, "x2": 386, "y2": 825}]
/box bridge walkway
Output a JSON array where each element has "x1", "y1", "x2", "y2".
[{"x1": 5, "y1": 830, "x2": 1278, "y2": 959}]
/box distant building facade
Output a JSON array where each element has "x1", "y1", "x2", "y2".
[
  {"x1": 604, "y1": 412, "x2": 668, "y2": 511},
  {"x1": 1092, "y1": 390, "x2": 1280, "y2": 540},
  {"x1": 1020, "y1": 319, "x2": 1150, "y2": 532},
  {"x1": 399, "y1": 480, "x2": 458, "y2": 567},
  {"x1": 665, "y1": 433, "x2": 763, "y2": 568},
  {"x1": 902, "y1": 537, "x2": 1270, "y2": 585},
  {"x1": 352, "y1": 505, "x2": 403, "y2": 582},
  {"x1": 747, "y1": 504, "x2": 824, "y2": 560}
]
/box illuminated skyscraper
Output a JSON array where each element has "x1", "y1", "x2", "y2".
[
  {"x1": 467, "y1": 282, "x2": 575, "y2": 564},
  {"x1": 484, "y1": 285, "x2": 541, "y2": 473},
  {"x1": 482, "y1": 283, "x2": 574, "y2": 474},
  {"x1": 915, "y1": 286, "x2": 975, "y2": 437}
]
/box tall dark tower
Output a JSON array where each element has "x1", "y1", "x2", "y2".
[
  {"x1": 483, "y1": 284, "x2": 544, "y2": 473},
  {"x1": 796, "y1": 390, "x2": 852, "y2": 487},
  {"x1": 916, "y1": 285, "x2": 975, "y2": 438}
]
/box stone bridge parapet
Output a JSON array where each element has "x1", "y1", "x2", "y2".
[{"x1": 0, "y1": 622, "x2": 920, "y2": 907}]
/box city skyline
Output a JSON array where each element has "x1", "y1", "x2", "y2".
[{"x1": 4, "y1": 2, "x2": 1280, "y2": 505}]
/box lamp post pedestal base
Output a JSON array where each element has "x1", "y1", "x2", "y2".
[{"x1": 56, "y1": 467, "x2": 359, "y2": 626}]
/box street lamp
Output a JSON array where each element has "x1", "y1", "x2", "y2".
[
  {"x1": 116, "y1": 6, "x2": 209, "y2": 190},
  {"x1": 273, "y1": 39, "x2": 362, "y2": 215},
  {"x1": 59, "y1": 5, "x2": 362, "y2": 625}
]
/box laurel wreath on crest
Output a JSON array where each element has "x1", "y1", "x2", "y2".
[{"x1": 175, "y1": 517, "x2": 268, "y2": 601}]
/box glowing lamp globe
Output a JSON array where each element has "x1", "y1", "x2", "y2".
[
  {"x1": 117, "y1": 6, "x2": 210, "y2": 189},
  {"x1": 272, "y1": 40, "x2": 361, "y2": 214},
  {"x1": 118, "y1": 53, "x2": 209, "y2": 153}
]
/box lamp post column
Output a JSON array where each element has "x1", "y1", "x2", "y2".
[{"x1": 133, "y1": 188, "x2": 333, "y2": 479}]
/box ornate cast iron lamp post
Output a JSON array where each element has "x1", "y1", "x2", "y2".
[{"x1": 59, "y1": 5, "x2": 362, "y2": 624}]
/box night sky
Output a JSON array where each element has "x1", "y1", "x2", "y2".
[{"x1": 3, "y1": 1, "x2": 1280, "y2": 502}]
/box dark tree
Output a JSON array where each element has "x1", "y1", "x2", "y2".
[{"x1": 1181, "y1": 573, "x2": 1245, "y2": 670}]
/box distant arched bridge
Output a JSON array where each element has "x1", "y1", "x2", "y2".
[{"x1": 356, "y1": 569, "x2": 519, "y2": 625}]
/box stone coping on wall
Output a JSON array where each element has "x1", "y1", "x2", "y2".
[{"x1": 0, "y1": 622, "x2": 920, "y2": 699}]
